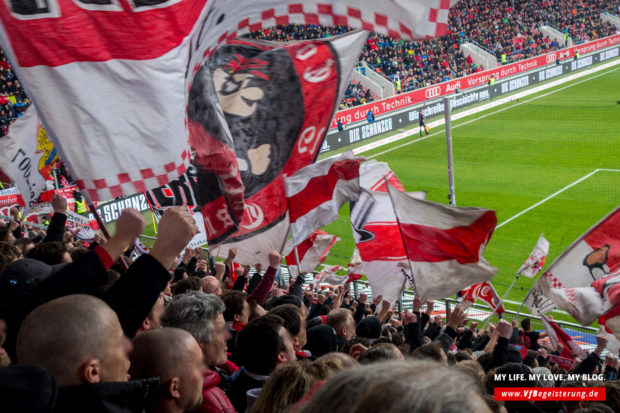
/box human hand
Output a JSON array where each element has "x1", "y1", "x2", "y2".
[
  {"x1": 402, "y1": 310, "x2": 418, "y2": 325},
  {"x1": 496, "y1": 319, "x2": 513, "y2": 339},
  {"x1": 372, "y1": 294, "x2": 383, "y2": 306},
  {"x1": 469, "y1": 321, "x2": 478, "y2": 331},
  {"x1": 538, "y1": 348, "x2": 548, "y2": 359},
  {"x1": 349, "y1": 343, "x2": 369, "y2": 359},
  {"x1": 268, "y1": 250, "x2": 281, "y2": 268},
  {"x1": 113, "y1": 208, "x2": 145, "y2": 245},
  {"x1": 226, "y1": 247, "x2": 237, "y2": 263},
  {"x1": 51, "y1": 193, "x2": 67, "y2": 214},
  {"x1": 595, "y1": 335, "x2": 608, "y2": 356},
  {"x1": 214, "y1": 262, "x2": 226, "y2": 280},
  {"x1": 512, "y1": 320, "x2": 519, "y2": 328},
  {"x1": 255, "y1": 262, "x2": 263, "y2": 273},
  {"x1": 317, "y1": 294, "x2": 326, "y2": 305},
  {"x1": 150, "y1": 207, "x2": 197, "y2": 269},
  {"x1": 359, "y1": 293, "x2": 368, "y2": 304},
  {"x1": 412, "y1": 296, "x2": 423, "y2": 312},
  {"x1": 425, "y1": 300, "x2": 434, "y2": 315},
  {"x1": 9, "y1": 206, "x2": 19, "y2": 221},
  {"x1": 447, "y1": 306, "x2": 466, "y2": 330}
]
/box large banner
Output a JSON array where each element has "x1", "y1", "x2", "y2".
[{"x1": 0, "y1": 0, "x2": 455, "y2": 216}]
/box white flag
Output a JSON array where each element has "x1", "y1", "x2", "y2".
[{"x1": 517, "y1": 234, "x2": 550, "y2": 278}]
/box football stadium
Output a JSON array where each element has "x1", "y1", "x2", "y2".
[{"x1": 0, "y1": 1, "x2": 620, "y2": 411}]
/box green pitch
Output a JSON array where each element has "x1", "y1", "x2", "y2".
[{"x1": 319, "y1": 65, "x2": 620, "y2": 317}]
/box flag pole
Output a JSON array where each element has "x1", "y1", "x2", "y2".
[
  {"x1": 384, "y1": 177, "x2": 418, "y2": 295},
  {"x1": 443, "y1": 96, "x2": 456, "y2": 206},
  {"x1": 83, "y1": 193, "x2": 129, "y2": 272},
  {"x1": 514, "y1": 289, "x2": 532, "y2": 321},
  {"x1": 481, "y1": 274, "x2": 520, "y2": 329}
]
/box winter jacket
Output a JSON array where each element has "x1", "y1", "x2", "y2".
[{"x1": 196, "y1": 369, "x2": 236, "y2": 413}]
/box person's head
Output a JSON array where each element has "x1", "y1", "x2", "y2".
[
  {"x1": 304, "y1": 325, "x2": 338, "y2": 358},
  {"x1": 355, "y1": 315, "x2": 382, "y2": 340},
  {"x1": 221, "y1": 290, "x2": 250, "y2": 325},
  {"x1": 523, "y1": 349, "x2": 539, "y2": 369},
  {"x1": 173, "y1": 276, "x2": 202, "y2": 296},
  {"x1": 250, "y1": 360, "x2": 325, "y2": 413},
  {"x1": 521, "y1": 318, "x2": 532, "y2": 331},
  {"x1": 0, "y1": 225, "x2": 15, "y2": 244},
  {"x1": 17, "y1": 294, "x2": 131, "y2": 386},
  {"x1": 69, "y1": 247, "x2": 90, "y2": 263},
  {"x1": 136, "y1": 293, "x2": 165, "y2": 336},
  {"x1": 237, "y1": 314, "x2": 296, "y2": 376},
  {"x1": 326, "y1": 308, "x2": 356, "y2": 342},
  {"x1": 358, "y1": 343, "x2": 404, "y2": 365},
  {"x1": 13, "y1": 238, "x2": 34, "y2": 256},
  {"x1": 0, "y1": 241, "x2": 19, "y2": 271},
  {"x1": 268, "y1": 304, "x2": 306, "y2": 350},
  {"x1": 130, "y1": 328, "x2": 206, "y2": 412},
  {"x1": 455, "y1": 360, "x2": 486, "y2": 394},
  {"x1": 295, "y1": 360, "x2": 491, "y2": 413},
  {"x1": 411, "y1": 341, "x2": 447, "y2": 364},
  {"x1": 201, "y1": 276, "x2": 221, "y2": 296},
  {"x1": 26, "y1": 241, "x2": 71, "y2": 265},
  {"x1": 173, "y1": 267, "x2": 188, "y2": 283},
  {"x1": 160, "y1": 291, "x2": 229, "y2": 367}
]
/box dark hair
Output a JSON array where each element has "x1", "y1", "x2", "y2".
[
  {"x1": 0, "y1": 241, "x2": 19, "y2": 271},
  {"x1": 173, "y1": 276, "x2": 202, "y2": 296},
  {"x1": 0, "y1": 225, "x2": 11, "y2": 243},
  {"x1": 221, "y1": 290, "x2": 247, "y2": 322},
  {"x1": 523, "y1": 349, "x2": 538, "y2": 369},
  {"x1": 13, "y1": 238, "x2": 33, "y2": 250},
  {"x1": 411, "y1": 342, "x2": 445, "y2": 362},
  {"x1": 173, "y1": 267, "x2": 187, "y2": 283},
  {"x1": 521, "y1": 318, "x2": 531, "y2": 331},
  {"x1": 69, "y1": 247, "x2": 89, "y2": 263},
  {"x1": 237, "y1": 314, "x2": 286, "y2": 376},
  {"x1": 358, "y1": 343, "x2": 401, "y2": 365},
  {"x1": 268, "y1": 304, "x2": 302, "y2": 337},
  {"x1": 26, "y1": 241, "x2": 67, "y2": 265},
  {"x1": 455, "y1": 350, "x2": 474, "y2": 362}
]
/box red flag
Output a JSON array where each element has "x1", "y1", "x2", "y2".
[
  {"x1": 460, "y1": 282, "x2": 504, "y2": 313},
  {"x1": 517, "y1": 234, "x2": 550, "y2": 278},
  {"x1": 387, "y1": 183, "x2": 497, "y2": 299},
  {"x1": 541, "y1": 314, "x2": 586, "y2": 360},
  {"x1": 284, "y1": 230, "x2": 340, "y2": 278},
  {"x1": 285, "y1": 153, "x2": 362, "y2": 245}
]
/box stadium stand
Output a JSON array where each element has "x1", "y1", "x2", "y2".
[{"x1": 0, "y1": 49, "x2": 29, "y2": 136}]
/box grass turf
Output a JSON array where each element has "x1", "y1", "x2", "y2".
[{"x1": 318, "y1": 65, "x2": 620, "y2": 317}]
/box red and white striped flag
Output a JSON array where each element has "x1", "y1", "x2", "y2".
[
  {"x1": 285, "y1": 153, "x2": 363, "y2": 245},
  {"x1": 460, "y1": 282, "x2": 504, "y2": 313},
  {"x1": 387, "y1": 183, "x2": 497, "y2": 299},
  {"x1": 350, "y1": 161, "x2": 423, "y2": 303},
  {"x1": 517, "y1": 234, "x2": 550, "y2": 278},
  {"x1": 284, "y1": 230, "x2": 340, "y2": 278},
  {"x1": 541, "y1": 314, "x2": 586, "y2": 360}
]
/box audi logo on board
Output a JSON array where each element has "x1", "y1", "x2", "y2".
[
  {"x1": 424, "y1": 86, "x2": 442, "y2": 99},
  {"x1": 546, "y1": 53, "x2": 557, "y2": 64}
]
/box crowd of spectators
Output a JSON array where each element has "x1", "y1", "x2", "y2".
[
  {"x1": 1, "y1": 194, "x2": 619, "y2": 413},
  {"x1": 340, "y1": 81, "x2": 375, "y2": 109},
  {"x1": 249, "y1": 2, "x2": 618, "y2": 105},
  {"x1": 0, "y1": 49, "x2": 29, "y2": 136}
]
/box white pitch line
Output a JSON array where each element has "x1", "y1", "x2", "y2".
[
  {"x1": 496, "y1": 168, "x2": 620, "y2": 229},
  {"x1": 364, "y1": 63, "x2": 619, "y2": 159},
  {"x1": 325, "y1": 61, "x2": 619, "y2": 160}
]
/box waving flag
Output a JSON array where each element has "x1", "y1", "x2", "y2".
[
  {"x1": 285, "y1": 153, "x2": 363, "y2": 245},
  {"x1": 350, "y1": 160, "x2": 425, "y2": 303},
  {"x1": 316, "y1": 265, "x2": 344, "y2": 285},
  {"x1": 460, "y1": 282, "x2": 504, "y2": 313},
  {"x1": 0, "y1": 1, "x2": 455, "y2": 223},
  {"x1": 0, "y1": 107, "x2": 52, "y2": 212},
  {"x1": 517, "y1": 234, "x2": 550, "y2": 278},
  {"x1": 347, "y1": 248, "x2": 363, "y2": 282},
  {"x1": 387, "y1": 183, "x2": 497, "y2": 300},
  {"x1": 525, "y1": 207, "x2": 620, "y2": 325},
  {"x1": 541, "y1": 314, "x2": 586, "y2": 361},
  {"x1": 284, "y1": 230, "x2": 340, "y2": 278}
]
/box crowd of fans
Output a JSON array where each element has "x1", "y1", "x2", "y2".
[
  {"x1": 1, "y1": 194, "x2": 619, "y2": 413},
  {"x1": 0, "y1": 49, "x2": 29, "y2": 136},
  {"x1": 248, "y1": 1, "x2": 618, "y2": 103},
  {"x1": 340, "y1": 81, "x2": 375, "y2": 109}
]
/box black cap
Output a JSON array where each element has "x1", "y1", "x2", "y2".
[
  {"x1": 0, "y1": 258, "x2": 55, "y2": 300},
  {"x1": 356, "y1": 316, "x2": 382, "y2": 340},
  {"x1": 304, "y1": 325, "x2": 338, "y2": 358}
]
